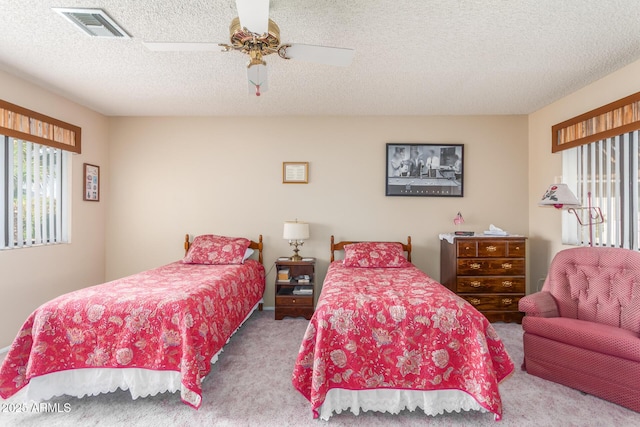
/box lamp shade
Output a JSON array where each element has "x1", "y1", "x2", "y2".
[
  {"x1": 538, "y1": 183, "x2": 581, "y2": 208},
  {"x1": 283, "y1": 221, "x2": 309, "y2": 241}
]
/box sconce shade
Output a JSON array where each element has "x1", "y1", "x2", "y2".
[
  {"x1": 539, "y1": 183, "x2": 580, "y2": 208},
  {"x1": 283, "y1": 221, "x2": 309, "y2": 240}
]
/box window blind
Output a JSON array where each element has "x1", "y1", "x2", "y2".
[
  {"x1": 0, "y1": 99, "x2": 81, "y2": 154},
  {"x1": 563, "y1": 130, "x2": 640, "y2": 249},
  {"x1": 3, "y1": 137, "x2": 66, "y2": 248}
]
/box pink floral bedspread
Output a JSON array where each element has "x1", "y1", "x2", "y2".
[
  {"x1": 292, "y1": 262, "x2": 514, "y2": 419},
  {"x1": 0, "y1": 260, "x2": 265, "y2": 408}
]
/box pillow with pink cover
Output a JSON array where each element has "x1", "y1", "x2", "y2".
[
  {"x1": 343, "y1": 242, "x2": 411, "y2": 268},
  {"x1": 183, "y1": 234, "x2": 251, "y2": 265}
]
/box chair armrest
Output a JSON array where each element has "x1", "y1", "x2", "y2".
[{"x1": 518, "y1": 291, "x2": 559, "y2": 317}]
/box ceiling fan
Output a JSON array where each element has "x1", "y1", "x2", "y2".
[{"x1": 142, "y1": 0, "x2": 355, "y2": 96}]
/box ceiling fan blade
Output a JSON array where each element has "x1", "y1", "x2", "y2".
[
  {"x1": 142, "y1": 42, "x2": 224, "y2": 52},
  {"x1": 236, "y1": 0, "x2": 270, "y2": 35},
  {"x1": 247, "y1": 63, "x2": 268, "y2": 96},
  {"x1": 279, "y1": 44, "x2": 355, "y2": 67}
]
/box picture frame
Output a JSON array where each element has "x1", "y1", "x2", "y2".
[
  {"x1": 386, "y1": 143, "x2": 464, "y2": 197},
  {"x1": 283, "y1": 162, "x2": 309, "y2": 184},
  {"x1": 83, "y1": 163, "x2": 100, "y2": 201}
]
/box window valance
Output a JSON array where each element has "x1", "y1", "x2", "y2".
[
  {"x1": 552, "y1": 91, "x2": 640, "y2": 153},
  {"x1": 0, "y1": 99, "x2": 81, "y2": 153}
]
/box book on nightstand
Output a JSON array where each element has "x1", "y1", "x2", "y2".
[
  {"x1": 295, "y1": 275, "x2": 311, "y2": 284},
  {"x1": 293, "y1": 286, "x2": 313, "y2": 295},
  {"x1": 277, "y1": 268, "x2": 290, "y2": 281}
]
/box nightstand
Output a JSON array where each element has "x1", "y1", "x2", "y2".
[{"x1": 274, "y1": 258, "x2": 315, "y2": 320}]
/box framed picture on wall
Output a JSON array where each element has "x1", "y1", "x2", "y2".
[
  {"x1": 283, "y1": 162, "x2": 309, "y2": 184},
  {"x1": 83, "y1": 163, "x2": 100, "y2": 201},
  {"x1": 386, "y1": 143, "x2": 464, "y2": 197}
]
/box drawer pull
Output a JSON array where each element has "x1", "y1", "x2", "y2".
[
  {"x1": 486, "y1": 245, "x2": 497, "y2": 252},
  {"x1": 469, "y1": 263, "x2": 482, "y2": 270},
  {"x1": 502, "y1": 280, "x2": 513, "y2": 288},
  {"x1": 292, "y1": 299, "x2": 296, "y2": 303},
  {"x1": 468, "y1": 297, "x2": 481, "y2": 306},
  {"x1": 501, "y1": 263, "x2": 512, "y2": 269},
  {"x1": 470, "y1": 280, "x2": 482, "y2": 288},
  {"x1": 501, "y1": 298, "x2": 513, "y2": 306}
]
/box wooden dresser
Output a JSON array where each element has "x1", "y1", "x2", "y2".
[{"x1": 440, "y1": 235, "x2": 526, "y2": 323}]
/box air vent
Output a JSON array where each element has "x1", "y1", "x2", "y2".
[{"x1": 53, "y1": 8, "x2": 130, "y2": 38}]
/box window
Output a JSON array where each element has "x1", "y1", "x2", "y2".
[
  {"x1": 562, "y1": 130, "x2": 640, "y2": 249},
  {"x1": 0, "y1": 99, "x2": 80, "y2": 250},
  {"x1": 1, "y1": 136, "x2": 70, "y2": 248}
]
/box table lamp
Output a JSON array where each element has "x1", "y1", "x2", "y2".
[{"x1": 283, "y1": 220, "x2": 309, "y2": 261}]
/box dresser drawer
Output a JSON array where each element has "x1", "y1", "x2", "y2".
[
  {"x1": 477, "y1": 241, "x2": 507, "y2": 257},
  {"x1": 507, "y1": 240, "x2": 526, "y2": 257},
  {"x1": 275, "y1": 295, "x2": 313, "y2": 307},
  {"x1": 460, "y1": 294, "x2": 522, "y2": 312},
  {"x1": 456, "y1": 240, "x2": 477, "y2": 257},
  {"x1": 456, "y1": 277, "x2": 525, "y2": 293},
  {"x1": 456, "y1": 258, "x2": 525, "y2": 275}
]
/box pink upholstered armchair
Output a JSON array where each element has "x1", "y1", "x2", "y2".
[{"x1": 519, "y1": 247, "x2": 640, "y2": 412}]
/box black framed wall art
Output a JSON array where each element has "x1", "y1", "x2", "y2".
[{"x1": 386, "y1": 143, "x2": 464, "y2": 197}]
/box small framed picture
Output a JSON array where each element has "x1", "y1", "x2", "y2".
[
  {"x1": 83, "y1": 163, "x2": 100, "y2": 201},
  {"x1": 386, "y1": 143, "x2": 464, "y2": 197},
  {"x1": 283, "y1": 162, "x2": 309, "y2": 184}
]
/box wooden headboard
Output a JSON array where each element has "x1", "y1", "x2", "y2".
[
  {"x1": 183, "y1": 234, "x2": 264, "y2": 264},
  {"x1": 330, "y1": 235, "x2": 412, "y2": 262}
]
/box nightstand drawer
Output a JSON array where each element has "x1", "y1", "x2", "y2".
[
  {"x1": 456, "y1": 258, "x2": 525, "y2": 275},
  {"x1": 456, "y1": 277, "x2": 525, "y2": 293},
  {"x1": 460, "y1": 294, "x2": 522, "y2": 312},
  {"x1": 276, "y1": 295, "x2": 313, "y2": 307}
]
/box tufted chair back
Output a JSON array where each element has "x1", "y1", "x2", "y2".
[{"x1": 542, "y1": 247, "x2": 640, "y2": 333}]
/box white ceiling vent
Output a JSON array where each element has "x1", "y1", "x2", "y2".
[{"x1": 53, "y1": 8, "x2": 130, "y2": 38}]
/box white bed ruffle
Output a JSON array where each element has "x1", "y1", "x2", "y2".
[
  {"x1": 318, "y1": 388, "x2": 488, "y2": 421},
  {"x1": 1, "y1": 300, "x2": 262, "y2": 407}
]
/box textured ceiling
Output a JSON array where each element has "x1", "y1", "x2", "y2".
[{"x1": 1, "y1": 0, "x2": 640, "y2": 117}]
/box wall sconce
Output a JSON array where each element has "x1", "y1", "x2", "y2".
[
  {"x1": 283, "y1": 220, "x2": 309, "y2": 261},
  {"x1": 539, "y1": 183, "x2": 604, "y2": 246}
]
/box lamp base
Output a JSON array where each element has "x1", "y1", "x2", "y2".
[{"x1": 288, "y1": 240, "x2": 305, "y2": 261}]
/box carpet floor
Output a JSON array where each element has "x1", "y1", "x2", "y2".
[{"x1": 2, "y1": 310, "x2": 640, "y2": 426}]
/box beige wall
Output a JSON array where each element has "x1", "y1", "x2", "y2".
[
  {"x1": 107, "y1": 115, "x2": 529, "y2": 308},
  {"x1": 5, "y1": 54, "x2": 638, "y2": 348},
  {"x1": 528, "y1": 58, "x2": 640, "y2": 291},
  {"x1": 0, "y1": 70, "x2": 109, "y2": 347}
]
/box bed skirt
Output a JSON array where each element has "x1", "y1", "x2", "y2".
[{"x1": 318, "y1": 388, "x2": 489, "y2": 421}]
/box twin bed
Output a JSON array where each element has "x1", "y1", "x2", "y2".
[
  {"x1": 0, "y1": 234, "x2": 265, "y2": 408},
  {"x1": 1, "y1": 233, "x2": 514, "y2": 421},
  {"x1": 292, "y1": 236, "x2": 514, "y2": 420}
]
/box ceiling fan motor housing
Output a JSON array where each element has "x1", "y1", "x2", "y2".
[{"x1": 229, "y1": 17, "x2": 280, "y2": 67}]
